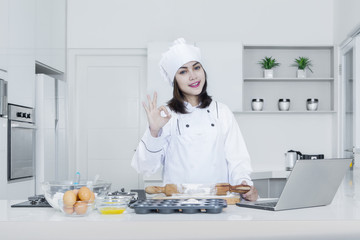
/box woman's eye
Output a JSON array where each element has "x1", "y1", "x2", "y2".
[
  {"x1": 179, "y1": 70, "x2": 187, "y2": 74},
  {"x1": 194, "y1": 65, "x2": 201, "y2": 70}
]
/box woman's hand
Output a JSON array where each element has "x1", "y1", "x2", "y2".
[
  {"x1": 143, "y1": 92, "x2": 171, "y2": 137},
  {"x1": 241, "y1": 181, "x2": 259, "y2": 202}
]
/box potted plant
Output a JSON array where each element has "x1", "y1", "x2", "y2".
[
  {"x1": 258, "y1": 56, "x2": 280, "y2": 78},
  {"x1": 291, "y1": 57, "x2": 313, "y2": 78}
]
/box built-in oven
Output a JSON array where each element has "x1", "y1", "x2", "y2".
[{"x1": 8, "y1": 104, "x2": 36, "y2": 181}]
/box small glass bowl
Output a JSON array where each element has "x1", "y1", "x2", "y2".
[
  {"x1": 59, "y1": 200, "x2": 95, "y2": 217},
  {"x1": 96, "y1": 196, "x2": 131, "y2": 215}
]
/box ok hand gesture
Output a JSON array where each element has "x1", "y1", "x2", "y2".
[{"x1": 143, "y1": 92, "x2": 171, "y2": 137}]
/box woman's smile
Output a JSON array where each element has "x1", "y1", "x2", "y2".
[{"x1": 189, "y1": 81, "x2": 201, "y2": 88}]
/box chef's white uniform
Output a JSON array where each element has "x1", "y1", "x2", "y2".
[{"x1": 131, "y1": 101, "x2": 253, "y2": 186}]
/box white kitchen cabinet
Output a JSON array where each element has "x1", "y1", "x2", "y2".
[
  {"x1": 35, "y1": 0, "x2": 66, "y2": 72},
  {"x1": 56, "y1": 79, "x2": 68, "y2": 180},
  {"x1": 6, "y1": 0, "x2": 36, "y2": 107},
  {"x1": 35, "y1": 74, "x2": 56, "y2": 194},
  {"x1": 8, "y1": 0, "x2": 36, "y2": 49},
  {"x1": 7, "y1": 49, "x2": 36, "y2": 107},
  {"x1": 0, "y1": 0, "x2": 8, "y2": 71},
  {"x1": 35, "y1": 74, "x2": 68, "y2": 192},
  {"x1": 0, "y1": 0, "x2": 8, "y2": 48},
  {"x1": 242, "y1": 46, "x2": 334, "y2": 112},
  {"x1": 6, "y1": 0, "x2": 67, "y2": 108}
]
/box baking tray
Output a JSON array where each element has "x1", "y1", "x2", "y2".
[{"x1": 130, "y1": 198, "x2": 227, "y2": 214}]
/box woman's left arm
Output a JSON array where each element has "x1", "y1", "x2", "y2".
[{"x1": 221, "y1": 104, "x2": 258, "y2": 201}]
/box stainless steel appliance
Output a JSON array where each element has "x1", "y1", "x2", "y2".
[
  {"x1": 11, "y1": 195, "x2": 51, "y2": 208},
  {"x1": 285, "y1": 150, "x2": 324, "y2": 171},
  {"x1": 8, "y1": 104, "x2": 36, "y2": 181},
  {"x1": 0, "y1": 78, "x2": 7, "y2": 117}
]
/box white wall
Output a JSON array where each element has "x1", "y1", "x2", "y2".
[
  {"x1": 67, "y1": 0, "x2": 336, "y2": 174},
  {"x1": 334, "y1": 0, "x2": 360, "y2": 45},
  {"x1": 68, "y1": 0, "x2": 334, "y2": 48}
]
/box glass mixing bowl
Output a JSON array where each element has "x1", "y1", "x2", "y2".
[
  {"x1": 41, "y1": 180, "x2": 111, "y2": 210},
  {"x1": 59, "y1": 200, "x2": 95, "y2": 217},
  {"x1": 96, "y1": 195, "x2": 132, "y2": 215}
]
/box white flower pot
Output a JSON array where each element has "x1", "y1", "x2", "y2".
[
  {"x1": 264, "y1": 69, "x2": 273, "y2": 78},
  {"x1": 297, "y1": 69, "x2": 306, "y2": 78}
]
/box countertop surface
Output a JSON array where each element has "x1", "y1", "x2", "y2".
[{"x1": 1, "y1": 169, "x2": 360, "y2": 240}]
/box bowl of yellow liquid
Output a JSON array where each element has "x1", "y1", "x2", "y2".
[
  {"x1": 96, "y1": 195, "x2": 130, "y2": 215},
  {"x1": 99, "y1": 207, "x2": 126, "y2": 215}
]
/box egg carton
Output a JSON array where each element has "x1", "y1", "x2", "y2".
[{"x1": 130, "y1": 199, "x2": 227, "y2": 214}]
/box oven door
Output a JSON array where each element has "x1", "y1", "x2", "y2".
[{"x1": 8, "y1": 121, "x2": 36, "y2": 181}]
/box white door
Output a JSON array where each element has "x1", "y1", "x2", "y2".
[
  {"x1": 340, "y1": 35, "x2": 360, "y2": 167},
  {"x1": 74, "y1": 52, "x2": 146, "y2": 191}
]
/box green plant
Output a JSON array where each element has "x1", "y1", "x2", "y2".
[
  {"x1": 291, "y1": 57, "x2": 313, "y2": 73},
  {"x1": 258, "y1": 56, "x2": 280, "y2": 69}
]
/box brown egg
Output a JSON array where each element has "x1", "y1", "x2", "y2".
[
  {"x1": 89, "y1": 191, "x2": 95, "y2": 203},
  {"x1": 73, "y1": 189, "x2": 80, "y2": 200},
  {"x1": 63, "y1": 205, "x2": 74, "y2": 215},
  {"x1": 63, "y1": 190, "x2": 76, "y2": 206},
  {"x1": 78, "y1": 186, "x2": 92, "y2": 201},
  {"x1": 74, "y1": 201, "x2": 88, "y2": 215}
]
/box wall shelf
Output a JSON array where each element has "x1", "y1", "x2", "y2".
[
  {"x1": 244, "y1": 77, "x2": 334, "y2": 82},
  {"x1": 236, "y1": 111, "x2": 336, "y2": 114},
  {"x1": 242, "y1": 45, "x2": 335, "y2": 112}
]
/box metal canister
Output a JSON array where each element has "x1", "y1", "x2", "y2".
[{"x1": 285, "y1": 150, "x2": 299, "y2": 171}]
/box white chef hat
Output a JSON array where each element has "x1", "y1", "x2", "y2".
[{"x1": 159, "y1": 38, "x2": 202, "y2": 86}]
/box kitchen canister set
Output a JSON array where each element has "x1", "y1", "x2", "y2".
[{"x1": 251, "y1": 98, "x2": 319, "y2": 111}]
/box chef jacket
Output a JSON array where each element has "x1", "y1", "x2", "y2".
[{"x1": 131, "y1": 100, "x2": 253, "y2": 186}]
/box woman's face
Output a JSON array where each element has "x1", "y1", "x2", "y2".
[{"x1": 174, "y1": 61, "x2": 205, "y2": 102}]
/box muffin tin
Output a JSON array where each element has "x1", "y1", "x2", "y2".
[{"x1": 130, "y1": 199, "x2": 227, "y2": 214}]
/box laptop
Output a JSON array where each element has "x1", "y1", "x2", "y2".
[{"x1": 236, "y1": 158, "x2": 351, "y2": 211}]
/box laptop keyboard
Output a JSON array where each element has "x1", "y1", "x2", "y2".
[{"x1": 255, "y1": 202, "x2": 277, "y2": 207}]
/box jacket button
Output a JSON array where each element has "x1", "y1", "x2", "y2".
[
  {"x1": 186, "y1": 124, "x2": 190, "y2": 128},
  {"x1": 207, "y1": 110, "x2": 210, "y2": 113},
  {"x1": 211, "y1": 123, "x2": 215, "y2": 127}
]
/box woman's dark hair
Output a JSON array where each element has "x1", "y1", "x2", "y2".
[{"x1": 167, "y1": 69, "x2": 212, "y2": 114}]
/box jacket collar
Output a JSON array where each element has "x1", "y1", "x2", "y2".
[{"x1": 184, "y1": 101, "x2": 201, "y2": 112}]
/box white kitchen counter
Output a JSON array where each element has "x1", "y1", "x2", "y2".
[{"x1": 1, "y1": 170, "x2": 360, "y2": 240}]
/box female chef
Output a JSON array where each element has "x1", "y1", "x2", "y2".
[{"x1": 131, "y1": 38, "x2": 258, "y2": 201}]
